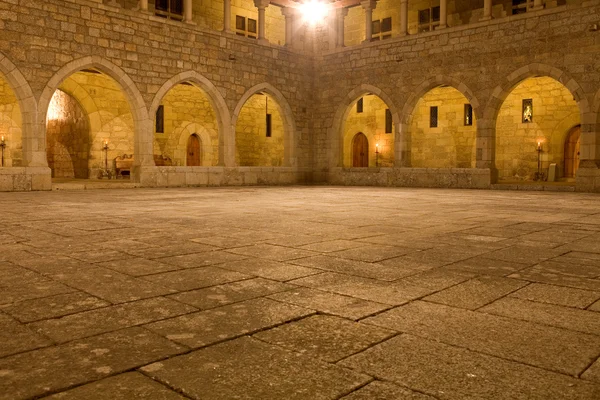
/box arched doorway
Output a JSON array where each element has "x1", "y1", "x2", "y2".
[
  {"x1": 186, "y1": 134, "x2": 201, "y2": 166},
  {"x1": 352, "y1": 132, "x2": 369, "y2": 167},
  {"x1": 564, "y1": 125, "x2": 581, "y2": 178}
]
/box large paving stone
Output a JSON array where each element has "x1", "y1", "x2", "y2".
[
  {"x1": 267, "y1": 287, "x2": 389, "y2": 320},
  {"x1": 509, "y1": 283, "x2": 600, "y2": 308},
  {"x1": 480, "y1": 297, "x2": 600, "y2": 335},
  {"x1": 0, "y1": 292, "x2": 110, "y2": 323},
  {"x1": 509, "y1": 267, "x2": 600, "y2": 291},
  {"x1": 168, "y1": 277, "x2": 295, "y2": 309},
  {"x1": 226, "y1": 243, "x2": 318, "y2": 261},
  {"x1": 28, "y1": 297, "x2": 196, "y2": 343},
  {"x1": 423, "y1": 276, "x2": 527, "y2": 310},
  {"x1": 0, "y1": 327, "x2": 185, "y2": 400},
  {"x1": 482, "y1": 246, "x2": 566, "y2": 265},
  {"x1": 0, "y1": 279, "x2": 75, "y2": 305},
  {"x1": 341, "y1": 381, "x2": 436, "y2": 400},
  {"x1": 218, "y1": 258, "x2": 321, "y2": 281},
  {"x1": 144, "y1": 297, "x2": 315, "y2": 348},
  {"x1": 124, "y1": 242, "x2": 220, "y2": 259},
  {"x1": 0, "y1": 313, "x2": 52, "y2": 357},
  {"x1": 442, "y1": 256, "x2": 531, "y2": 276},
  {"x1": 97, "y1": 257, "x2": 180, "y2": 276},
  {"x1": 340, "y1": 334, "x2": 600, "y2": 400},
  {"x1": 363, "y1": 301, "x2": 600, "y2": 375},
  {"x1": 329, "y1": 245, "x2": 414, "y2": 263},
  {"x1": 141, "y1": 266, "x2": 251, "y2": 291},
  {"x1": 155, "y1": 251, "x2": 248, "y2": 268},
  {"x1": 141, "y1": 336, "x2": 371, "y2": 399},
  {"x1": 44, "y1": 372, "x2": 185, "y2": 399},
  {"x1": 254, "y1": 315, "x2": 395, "y2": 362}
]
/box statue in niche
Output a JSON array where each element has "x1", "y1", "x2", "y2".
[{"x1": 522, "y1": 99, "x2": 533, "y2": 123}]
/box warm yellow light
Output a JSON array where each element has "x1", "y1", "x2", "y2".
[
  {"x1": 47, "y1": 90, "x2": 67, "y2": 122},
  {"x1": 299, "y1": 1, "x2": 328, "y2": 26}
]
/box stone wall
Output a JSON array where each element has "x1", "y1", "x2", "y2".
[
  {"x1": 343, "y1": 95, "x2": 395, "y2": 167},
  {"x1": 156, "y1": 83, "x2": 220, "y2": 166},
  {"x1": 46, "y1": 89, "x2": 90, "y2": 178},
  {"x1": 496, "y1": 76, "x2": 580, "y2": 180},
  {"x1": 410, "y1": 86, "x2": 476, "y2": 168},
  {"x1": 0, "y1": 75, "x2": 22, "y2": 167},
  {"x1": 235, "y1": 93, "x2": 284, "y2": 166}
]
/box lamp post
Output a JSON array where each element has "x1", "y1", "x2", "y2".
[
  {"x1": 0, "y1": 136, "x2": 6, "y2": 167},
  {"x1": 103, "y1": 139, "x2": 109, "y2": 178},
  {"x1": 534, "y1": 141, "x2": 545, "y2": 181},
  {"x1": 375, "y1": 143, "x2": 380, "y2": 167}
]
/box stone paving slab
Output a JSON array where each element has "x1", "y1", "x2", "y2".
[
  {"x1": 155, "y1": 251, "x2": 248, "y2": 269},
  {"x1": 364, "y1": 301, "x2": 600, "y2": 375},
  {"x1": 340, "y1": 381, "x2": 437, "y2": 400},
  {"x1": 144, "y1": 298, "x2": 315, "y2": 348},
  {"x1": 0, "y1": 327, "x2": 185, "y2": 400},
  {"x1": 44, "y1": 372, "x2": 186, "y2": 399},
  {"x1": 509, "y1": 283, "x2": 600, "y2": 309},
  {"x1": 28, "y1": 297, "x2": 197, "y2": 343},
  {"x1": 0, "y1": 292, "x2": 110, "y2": 323},
  {"x1": 97, "y1": 257, "x2": 180, "y2": 276},
  {"x1": 140, "y1": 266, "x2": 251, "y2": 291},
  {"x1": 0, "y1": 313, "x2": 52, "y2": 358},
  {"x1": 267, "y1": 287, "x2": 390, "y2": 320},
  {"x1": 254, "y1": 315, "x2": 396, "y2": 362},
  {"x1": 141, "y1": 336, "x2": 371, "y2": 400},
  {"x1": 226, "y1": 243, "x2": 318, "y2": 262},
  {"x1": 509, "y1": 267, "x2": 600, "y2": 291},
  {"x1": 340, "y1": 334, "x2": 600, "y2": 400},
  {"x1": 218, "y1": 258, "x2": 322, "y2": 281},
  {"x1": 168, "y1": 277, "x2": 295, "y2": 309},
  {"x1": 441, "y1": 256, "x2": 531, "y2": 276},
  {"x1": 480, "y1": 297, "x2": 600, "y2": 335},
  {"x1": 423, "y1": 276, "x2": 527, "y2": 310}
]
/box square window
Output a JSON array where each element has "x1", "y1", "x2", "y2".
[
  {"x1": 418, "y1": 9, "x2": 430, "y2": 25},
  {"x1": 236, "y1": 15, "x2": 245, "y2": 31},
  {"x1": 432, "y1": 6, "x2": 440, "y2": 22},
  {"x1": 372, "y1": 20, "x2": 381, "y2": 35},
  {"x1": 248, "y1": 18, "x2": 257, "y2": 34},
  {"x1": 381, "y1": 17, "x2": 392, "y2": 33},
  {"x1": 430, "y1": 106, "x2": 438, "y2": 128},
  {"x1": 464, "y1": 104, "x2": 473, "y2": 126}
]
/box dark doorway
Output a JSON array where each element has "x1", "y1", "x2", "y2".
[
  {"x1": 564, "y1": 125, "x2": 581, "y2": 178},
  {"x1": 186, "y1": 134, "x2": 201, "y2": 166},
  {"x1": 352, "y1": 132, "x2": 369, "y2": 167}
]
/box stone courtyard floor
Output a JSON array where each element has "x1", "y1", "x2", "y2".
[{"x1": 2, "y1": 186, "x2": 600, "y2": 399}]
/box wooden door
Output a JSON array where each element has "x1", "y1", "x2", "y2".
[
  {"x1": 186, "y1": 134, "x2": 201, "y2": 166},
  {"x1": 564, "y1": 126, "x2": 581, "y2": 178},
  {"x1": 352, "y1": 132, "x2": 369, "y2": 167}
]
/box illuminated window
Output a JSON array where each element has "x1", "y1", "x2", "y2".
[
  {"x1": 236, "y1": 15, "x2": 257, "y2": 39},
  {"x1": 464, "y1": 104, "x2": 473, "y2": 126}
]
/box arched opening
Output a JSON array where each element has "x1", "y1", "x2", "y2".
[
  {"x1": 342, "y1": 94, "x2": 395, "y2": 168},
  {"x1": 153, "y1": 82, "x2": 218, "y2": 167},
  {"x1": 186, "y1": 133, "x2": 202, "y2": 166},
  {"x1": 0, "y1": 73, "x2": 23, "y2": 167},
  {"x1": 45, "y1": 69, "x2": 135, "y2": 179},
  {"x1": 352, "y1": 132, "x2": 369, "y2": 167},
  {"x1": 235, "y1": 92, "x2": 284, "y2": 166},
  {"x1": 495, "y1": 77, "x2": 580, "y2": 182},
  {"x1": 564, "y1": 125, "x2": 581, "y2": 179},
  {"x1": 409, "y1": 85, "x2": 476, "y2": 168}
]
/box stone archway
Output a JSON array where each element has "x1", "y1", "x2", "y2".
[
  {"x1": 149, "y1": 71, "x2": 230, "y2": 166},
  {"x1": 329, "y1": 84, "x2": 399, "y2": 169},
  {"x1": 400, "y1": 76, "x2": 481, "y2": 168},
  {"x1": 232, "y1": 83, "x2": 296, "y2": 167},
  {"x1": 38, "y1": 56, "x2": 150, "y2": 173}
]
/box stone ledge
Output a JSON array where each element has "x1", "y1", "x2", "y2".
[{"x1": 0, "y1": 167, "x2": 51, "y2": 192}]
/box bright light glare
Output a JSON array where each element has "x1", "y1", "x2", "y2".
[{"x1": 299, "y1": 1, "x2": 328, "y2": 26}]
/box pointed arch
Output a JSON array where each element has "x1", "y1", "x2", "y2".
[
  {"x1": 0, "y1": 52, "x2": 38, "y2": 166},
  {"x1": 232, "y1": 83, "x2": 296, "y2": 167},
  {"x1": 149, "y1": 71, "x2": 230, "y2": 166},
  {"x1": 38, "y1": 56, "x2": 151, "y2": 169},
  {"x1": 329, "y1": 84, "x2": 400, "y2": 168}
]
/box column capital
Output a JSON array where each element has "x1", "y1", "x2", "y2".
[
  {"x1": 360, "y1": 0, "x2": 377, "y2": 11},
  {"x1": 254, "y1": 0, "x2": 270, "y2": 9},
  {"x1": 281, "y1": 6, "x2": 296, "y2": 17},
  {"x1": 336, "y1": 7, "x2": 349, "y2": 17}
]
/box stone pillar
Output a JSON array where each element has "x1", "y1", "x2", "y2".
[
  {"x1": 361, "y1": 0, "x2": 377, "y2": 43},
  {"x1": 254, "y1": 0, "x2": 270, "y2": 44},
  {"x1": 438, "y1": 0, "x2": 448, "y2": 29},
  {"x1": 183, "y1": 0, "x2": 193, "y2": 23},
  {"x1": 480, "y1": 0, "x2": 492, "y2": 21},
  {"x1": 531, "y1": 0, "x2": 544, "y2": 11},
  {"x1": 336, "y1": 8, "x2": 349, "y2": 48},
  {"x1": 139, "y1": 0, "x2": 148, "y2": 12},
  {"x1": 282, "y1": 7, "x2": 294, "y2": 47},
  {"x1": 399, "y1": 0, "x2": 408, "y2": 36},
  {"x1": 223, "y1": 0, "x2": 232, "y2": 32}
]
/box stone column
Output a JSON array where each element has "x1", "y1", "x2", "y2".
[
  {"x1": 531, "y1": 0, "x2": 543, "y2": 11},
  {"x1": 282, "y1": 7, "x2": 294, "y2": 47},
  {"x1": 438, "y1": 0, "x2": 447, "y2": 29},
  {"x1": 223, "y1": 0, "x2": 232, "y2": 32},
  {"x1": 254, "y1": 0, "x2": 270, "y2": 44},
  {"x1": 336, "y1": 8, "x2": 349, "y2": 48},
  {"x1": 183, "y1": 0, "x2": 193, "y2": 23},
  {"x1": 139, "y1": 0, "x2": 148, "y2": 12},
  {"x1": 480, "y1": 0, "x2": 492, "y2": 21},
  {"x1": 399, "y1": 0, "x2": 408, "y2": 36},
  {"x1": 361, "y1": 0, "x2": 377, "y2": 43}
]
